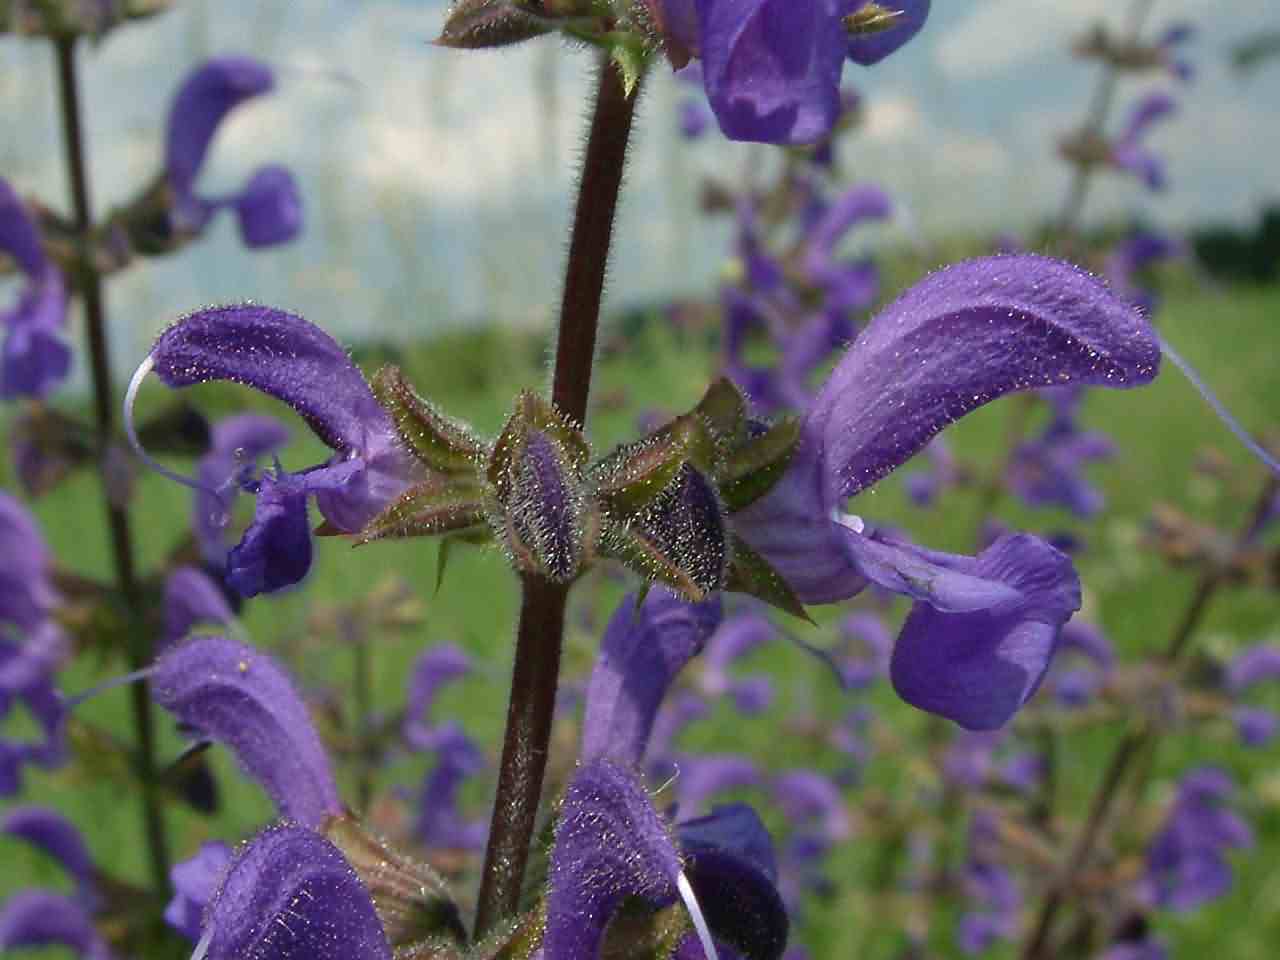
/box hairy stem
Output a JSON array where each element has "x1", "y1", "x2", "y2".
[
  {"x1": 54, "y1": 37, "x2": 172, "y2": 896},
  {"x1": 473, "y1": 58, "x2": 639, "y2": 939},
  {"x1": 1019, "y1": 473, "x2": 1278, "y2": 959}
]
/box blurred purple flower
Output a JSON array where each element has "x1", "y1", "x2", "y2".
[
  {"x1": 733, "y1": 255, "x2": 1160, "y2": 729},
  {"x1": 412, "y1": 722, "x2": 488, "y2": 852},
  {"x1": 402, "y1": 643, "x2": 472, "y2": 751},
  {"x1": 957, "y1": 812, "x2": 1020, "y2": 954},
  {"x1": 699, "y1": 612, "x2": 776, "y2": 713},
  {"x1": 165, "y1": 57, "x2": 302, "y2": 247},
  {"x1": 1157, "y1": 22, "x2": 1195, "y2": 83},
  {"x1": 1105, "y1": 230, "x2": 1183, "y2": 314},
  {"x1": 1142, "y1": 767, "x2": 1253, "y2": 912},
  {"x1": 0, "y1": 891, "x2": 110, "y2": 960},
  {"x1": 1111, "y1": 93, "x2": 1177, "y2": 191},
  {"x1": 162, "y1": 566, "x2": 235, "y2": 648},
  {"x1": 0, "y1": 179, "x2": 70, "y2": 400},
  {"x1": 164, "y1": 841, "x2": 233, "y2": 941},
  {"x1": 1225, "y1": 644, "x2": 1280, "y2": 748}
]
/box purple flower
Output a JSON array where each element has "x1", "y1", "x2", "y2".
[
  {"x1": 957, "y1": 812, "x2": 1020, "y2": 954},
  {"x1": 164, "y1": 841, "x2": 233, "y2": 941},
  {"x1": 800, "y1": 183, "x2": 890, "y2": 310},
  {"x1": 1157, "y1": 22, "x2": 1195, "y2": 83},
  {"x1": 1111, "y1": 92, "x2": 1177, "y2": 191},
  {"x1": 150, "y1": 635, "x2": 342, "y2": 828},
  {"x1": 0, "y1": 891, "x2": 110, "y2": 960},
  {"x1": 133, "y1": 305, "x2": 421, "y2": 595},
  {"x1": 1, "y1": 807, "x2": 97, "y2": 901},
  {"x1": 677, "y1": 1, "x2": 930, "y2": 143},
  {"x1": 162, "y1": 566, "x2": 235, "y2": 648},
  {"x1": 835, "y1": 611, "x2": 891, "y2": 689},
  {"x1": 733, "y1": 255, "x2": 1159, "y2": 729},
  {"x1": 1105, "y1": 230, "x2": 1183, "y2": 314},
  {"x1": 1008, "y1": 395, "x2": 1116, "y2": 518},
  {"x1": 193, "y1": 413, "x2": 290, "y2": 568},
  {"x1": 699, "y1": 611, "x2": 776, "y2": 713},
  {"x1": 1225, "y1": 644, "x2": 1280, "y2": 748},
  {"x1": 196, "y1": 823, "x2": 390, "y2": 960},
  {"x1": 1142, "y1": 767, "x2": 1253, "y2": 912},
  {"x1": 412, "y1": 721, "x2": 488, "y2": 852},
  {"x1": 165, "y1": 57, "x2": 302, "y2": 247},
  {"x1": 581, "y1": 587, "x2": 722, "y2": 768},
  {"x1": 0, "y1": 179, "x2": 70, "y2": 400},
  {"x1": 402, "y1": 643, "x2": 472, "y2": 751}
]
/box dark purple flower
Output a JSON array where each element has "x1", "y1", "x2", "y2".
[
  {"x1": 134, "y1": 305, "x2": 421, "y2": 595},
  {"x1": 547, "y1": 759, "x2": 786, "y2": 960},
  {"x1": 0, "y1": 891, "x2": 110, "y2": 960},
  {"x1": 1157, "y1": 22, "x2": 1195, "y2": 83},
  {"x1": 164, "y1": 841, "x2": 233, "y2": 941},
  {"x1": 151, "y1": 635, "x2": 342, "y2": 828},
  {"x1": 581, "y1": 587, "x2": 722, "y2": 768},
  {"x1": 197, "y1": 823, "x2": 390, "y2": 960},
  {"x1": 0, "y1": 492, "x2": 60, "y2": 633},
  {"x1": 1111, "y1": 93, "x2": 1176, "y2": 191},
  {"x1": 800, "y1": 183, "x2": 890, "y2": 310},
  {"x1": 165, "y1": 57, "x2": 302, "y2": 247},
  {"x1": 733, "y1": 255, "x2": 1159, "y2": 729},
  {"x1": 684, "y1": 1, "x2": 930, "y2": 143},
  {"x1": 163, "y1": 566, "x2": 235, "y2": 648},
  {"x1": 194, "y1": 413, "x2": 290, "y2": 567},
  {"x1": 1, "y1": 629, "x2": 67, "y2": 796},
  {"x1": 1142, "y1": 767, "x2": 1253, "y2": 912},
  {"x1": 0, "y1": 179, "x2": 70, "y2": 400}
]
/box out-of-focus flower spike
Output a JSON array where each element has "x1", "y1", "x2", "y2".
[
  {"x1": 151, "y1": 636, "x2": 341, "y2": 828},
  {"x1": 0, "y1": 891, "x2": 110, "y2": 960},
  {"x1": 1, "y1": 807, "x2": 96, "y2": 898},
  {"x1": 164, "y1": 841, "x2": 233, "y2": 942},
  {"x1": 163, "y1": 566, "x2": 236, "y2": 648}
]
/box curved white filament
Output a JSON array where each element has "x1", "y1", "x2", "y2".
[
  {"x1": 1159, "y1": 335, "x2": 1280, "y2": 476},
  {"x1": 677, "y1": 869, "x2": 719, "y2": 960},
  {"x1": 64, "y1": 666, "x2": 156, "y2": 711},
  {"x1": 189, "y1": 927, "x2": 214, "y2": 960},
  {"x1": 124, "y1": 355, "x2": 229, "y2": 504}
]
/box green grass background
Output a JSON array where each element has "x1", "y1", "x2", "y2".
[{"x1": 1, "y1": 271, "x2": 1277, "y2": 958}]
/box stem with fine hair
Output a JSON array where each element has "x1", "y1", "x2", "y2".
[
  {"x1": 1018, "y1": 472, "x2": 1279, "y2": 960},
  {"x1": 473, "y1": 57, "x2": 639, "y2": 939},
  {"x1": 54, "y1": 36, "x2": 172, "y2": 897}
]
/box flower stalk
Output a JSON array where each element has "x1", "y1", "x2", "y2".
[
  {"x1": 473, "y1": 56, "x2": 639, "y2": 938},
  {"x1": 53, "y1": 35, "x2": 171, "y2": 895}
]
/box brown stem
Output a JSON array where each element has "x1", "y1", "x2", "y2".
[
  {"x1": 472, "y1": 57, "x2": 639, "y2": 939},
  {"x1": 54, "y1": 36, "x2": 171, "y2": 896}
]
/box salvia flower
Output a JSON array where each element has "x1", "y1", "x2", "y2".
[
  {"x1": 733, "y1": 254, "x2": 1160, "y2": 729},
  {"x1": 957, "y1": 812, "x2": 1020, "y2": 954},
  {"x1": 1111, "y1": 92, "x2": 1177, "y2": 190},
  {"x1": 151, "y1": 635, "x2": 342, "y2": 827},
  {"x1": 412, "y1": 721, "x2": 488, "y2": 852},
  {"x1": 164, "y1": 841, "x2": 233, "y2": 941},
  {"x1": 1142, "y1": 767, "x2": 1253, "y2": 912},
  {"x1": 1225, "y1": 644, "x2": 1280, "y2": 748},
  {"x1": 193, "y1": 413, "x2": 290, "y2": 568},
  {"x1": 128, "y1": 305, "x2": 421, "y2": 596},
  {"x1": 165, "y1": 57, "x2": 302, "y2": 247},
  {"x1": 1008, "y1": 387, "x2": 1116, "y2": 518},
  {"x1": 657, "y1": 0, "x2": 931, "y2": 144},
  {"x1": 0, "y1": 178, "x2": 70, "y2": 400},
  {"x1": 698, "y1": 611, "x2": 777, "y2": 714},
  {"x1": 162, "y1": 566, "x2": 236, "y2": 648},
  {"x1": 1157, "y1": 22, "x2": 1195, "y2": 83},
  {"x1": 402, "y1": 642, "x2": 473, "y2": 751},
  {"x1": 1105, "y1": 230, "x2": 1183, "y2": 314}
]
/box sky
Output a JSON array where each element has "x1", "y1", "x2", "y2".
[{"x1": 1, "y1": 0, "x2": 1278, "y2": 360}]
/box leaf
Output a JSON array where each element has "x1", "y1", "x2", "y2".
[
  {"x1": 719, "y1": 418, "x2": 800, "y2": 513},
  {"x1": 724, "y1": 535, "x2": 812, "y2": 623}
]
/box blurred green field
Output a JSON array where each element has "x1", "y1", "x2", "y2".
[{"x1": 2, "y1": 271, "x2": 1278, "y2": 959}]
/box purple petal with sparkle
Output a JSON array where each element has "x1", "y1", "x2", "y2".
[
  {"x1": 581, "y1": 588, "x2": 722, "y2": 768},
  {"x1": 545, "y1": 760, "x2": 681, "y2": 960},
  {"x1": 202, "y1": 823, "x2": 390, "y2": 960},
  {"x1": 151, "y1": 636, "x2": 341, "y2": 828}
]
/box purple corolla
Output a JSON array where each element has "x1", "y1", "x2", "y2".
[
  {"x1": 0, "y1": 178, "x2": 70, "y2": 400},
  {"x1": 1225, "y1": 645, "x2": 1280, "y2": 748},
  {"x1": 653, "y1": 1, "x2": 931, "y2": 143},
  {"x1": 1111, "y1": 92, "x2": 1177, "y2": 191},
  {"x1": 128, "y1": 305, "x2": 421, "y2": 596},
  {"x1": 733, "y1": 254, "x2": 1160, "y2": 730},
  {"x1": 165, "y1": 57, "x2": 302, "y2": 247}
]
